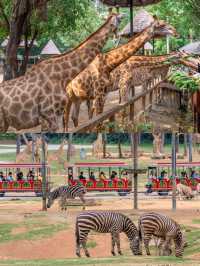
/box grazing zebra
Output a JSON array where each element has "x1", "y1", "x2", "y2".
[
  {"x1": 176, "y1": 183, "x2": 194, "y2": 200},
  {"x1": 75, "y1": 211, "x2": 142, "y2": 257},
  {"x1": 138, "y1": 212, "x2": 184, "y2": 257},
  {"x1": 47, "y1": 183, "x2": 86, "y2": 211}
]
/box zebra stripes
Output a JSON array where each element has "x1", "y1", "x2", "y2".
[
  {"x1": 138, "y1": 212, "x2": 184, "y2": 257},
  {"x1": 75, "y1": 211, "x2": 141, "y2": 257},
  {"x1": 47, "y1": 183, "x2": 86, "y2": 210}
]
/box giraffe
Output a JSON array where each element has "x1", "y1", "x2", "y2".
[
  {"x1": 0, "y1": 11, "x2": 122, "y2": 132},
  {"x1": 15, "y1": 135, "x2": 44, "y2": 163},
  {"x1": 47, "y1": 139, "x2": 68, "y2": 165},
  {"x1": 64, "y1": 17, "x2": 178, "y2": 130}
]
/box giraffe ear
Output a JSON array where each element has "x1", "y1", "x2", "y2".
[
  {"x1": 153, "y1": 15, "x2": 158, "y2": 20},
  {"x1": 108, "y1": 7, "x2": 113, "y2": 15},
  {"x1": 115, "y1": 5, "x2": 120, "y2": 14}
]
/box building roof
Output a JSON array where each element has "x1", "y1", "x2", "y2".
[
  {"x1": 180, "y1": 41, "x2": 200, "y2": 55},
  {"x1": 144, "y1": 41, "x2": 153, "y2": 50},
  {"x1": 119, "y1": 9, "x2": 176, "y2": 38},
  {"x1": 40, "y1": 40, "x2": 61, "y2": 55},
  {"x1": 100, "y1": 0, "x2": 161, "y2": 7}
]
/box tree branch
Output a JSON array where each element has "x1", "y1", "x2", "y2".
[{"x1": 0, "y1": 0, "x2": 10, "y2": 30}]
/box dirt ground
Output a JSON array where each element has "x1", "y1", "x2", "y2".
[{"x1": 0, "y1": 197, "x2": 199, "y2": 261}]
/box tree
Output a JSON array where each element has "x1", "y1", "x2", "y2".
[{"x1": 0, "y1": 0, "x2": 101, "y2": 80}]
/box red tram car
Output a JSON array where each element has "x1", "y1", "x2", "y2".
[
  {"x1": 0, "y1": 163, "x2": 51, "y2": 197},
  {"x1": 147, "y1": 162, "x2": 200, "y2": 194},
  {"x1": 67, "y1": 162, "x2": 132, "y2": 192}
]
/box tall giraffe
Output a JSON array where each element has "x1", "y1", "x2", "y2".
[
  {"x1": 47, "y1": 139, "x2": 68, "y2": 165},
  {"x1": 0, "y1": 11, "x2": 122, "y2": 132},
  {"x1": 64, "y1": 19, "x2": 178, "y2": 129}
]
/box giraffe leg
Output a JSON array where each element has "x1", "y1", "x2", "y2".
[
  {"x1": 63, "y1": 99, "x2": 72, "y2": 132},
  {"x1": 71, "y1": 100, "x2": 81, "y2": 127},
  {"x1": 40, "y1": 110, "x2": 58, "y2": 132}
]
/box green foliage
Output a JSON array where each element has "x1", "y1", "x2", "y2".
[{"x1": 168, "y1": 71, "x2": 200, "y2": 92}]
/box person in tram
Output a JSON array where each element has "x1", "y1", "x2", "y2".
[
  {"x1": 89, "y1": 172, "x2": 96, "y2": 181},
  {"x1": 121, "y1": 170, "x2": 128, "y2": 180},
  {"x1": 158, "y1": 170, "x2": 166, "y2": 180},
  {"x1": 191, "y1": 170, "x2": 198, "y2": 179},
  {"x1": 0, "y1": 172, "x2": 6, "y2": 181},
  {"x1": 17, "y1": 172, "x2": 24, "y2": 181},
  {"x1": 27, "y1": 170, "x2": 35, "y2": 181},
  {"x1": 78, "y1": 172, "x2": 86, "y2": 181},
  {"x1": 180, "y1": 171, "x2": 188, "y2": 179},
  {"x1": 99, "y1": 171, "x2": 106, "y2": 181},
  {"x1": 7, "y1": 172, "x2": 14, "y2": 182},
  {"x1": 110, "y1": 171, "x2": 117, "y2": 180}
]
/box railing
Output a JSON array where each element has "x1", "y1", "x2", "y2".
[
  {"x1": 0, "y1": 180, "x2": 42, "y2": 192},
  {"x1": 71, "y1": 80, "x2": 183, "y2": 133}
]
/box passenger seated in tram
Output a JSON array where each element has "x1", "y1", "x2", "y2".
[
  {"x1": 158, "y1": 170, "x2": 166, "y2": 180},
  {"x1": 78, "y1": 172, "x2": 86, "y2": 180},
  {"x1": 27, "y1": 170, "x2": 35, "y2": 181},
  {"x1": 180, "y1": 171, "x2": 188, "y2": 179},
  {"x1": 7, "y1": 172, "x2": 14, "y2": 182},
  {"x1": 191, "y1": 170, "x2": 199, "y2": 179},
  {"x1": 110, "y1": 171, "x2": 117, "y2": 180},
  {"x1": 17, "y1": 172, "x2": 24, "y2": 181},
  {"x1": 99, "y1": 171, "x2": 106, "y2": 181},
  {"x1": 0, "y1": 172, "x2": 6, "y2": 181},
  {"x1": 68, "y1": 169, "x2": 73, "y2": 181},
  {"x1": 121, "y1": 170, "x2": 128, "y2": 180},
  {"x1": 37, "y1": 173, "x2": 42, "y2": 181},
  {"x1": 89, "y1": 172, "x2": 96, "y2": 181}
]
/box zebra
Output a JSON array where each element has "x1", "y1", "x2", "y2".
[
  {"x1": 47, "y1": 183, "x2": 87, "y2": 211},
  {"x1": 138, "y1": 212, "x2": 185, "y2": 257},
  {"x1": 75, "y1": 211, "x2": 142, "y2": 257}
]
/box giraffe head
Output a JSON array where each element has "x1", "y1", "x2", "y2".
[
  {"x1": 153, "y1": 18, "x2": 178, "y2": 37},
  {"x1": 106, "y1": 8, "x2": 124, "y2": 36}
]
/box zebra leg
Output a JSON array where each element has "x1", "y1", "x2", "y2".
[
  {"x1": 82, "y1": 240, "x2": 90, "y2": 257},
  {"x1": 162, "y1": 236, "x2": 172, "y2": 256},
  {"x1": 116, "y1": 233, "x2": 122, "y2": 255},
  {"x1": 111, "y1": 233, "x2": 116, "y2": 256},
  {"x1": 143, "y1": 234, "x2": 152, "y2": 255},
  {"x1": 80, "y1": 195, "x2": 86, "y2": 210},
  {"x1": 158, "y1": 238, "x2": 165, "y2": 256}
]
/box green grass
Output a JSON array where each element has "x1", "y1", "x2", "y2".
[
  {"x1": 0, "y1": 219, "x2": 67, "y2": 243},
  {"x1": 86, "y1": 240, "x2": 97, "y2": 248},
  {"x1": 192, "y1": 219, "x2": 200, "y2": 224},
  {"x1": 0, "y1": 256, "x2": 198, "y2": 266}
]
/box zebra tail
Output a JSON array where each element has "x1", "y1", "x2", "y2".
[
  {"x1": 138, "y1": 219, "x2": 142, "y2": 240},
  {"x1": 75, "y1": 218, "x2": 80, "y2": 246}
]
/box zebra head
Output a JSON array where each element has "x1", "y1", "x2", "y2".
[
  {"x1": 129, "y1": 236, "x2": 142, "y2": 255},
  {"x1": 47, "y1": 192, "x2": 54, "y2": 208},
  {"x1": 175, "y1": 229, "x2": 185, "y2": 258}
]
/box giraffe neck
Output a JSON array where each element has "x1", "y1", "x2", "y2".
[
  {"x1": 27, "y1": 15, "x2": 117, "y2": 84},
  {"x1": 128, "y1": 53, "x2": 179, "y2": 65},
  {"x1": 104, "y1": 22, "x2": 156, "y2": 71}
]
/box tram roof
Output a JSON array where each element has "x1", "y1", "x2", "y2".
[
  {"x1": 156, "y1": 162, "x2": 200, "y2": 167},
  {"x1": 0, "y1": 163, "x2": 50, "y2": 169},
  {"x1": 74, "y1": 162, "x2": 129, "y2": 167}
]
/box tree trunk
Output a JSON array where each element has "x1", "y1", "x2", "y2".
[
  {"x1": 103, "y1": 133, "x2": 107, "y2": 159},
  {"x1": 3, "y1": 0, "x2": 47, "y2": 81}
]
